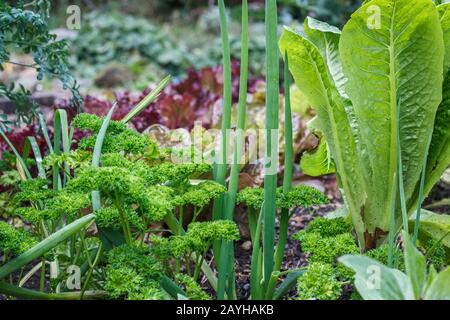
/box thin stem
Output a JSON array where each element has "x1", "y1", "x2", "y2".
[
  {"x1": 0, "y1": 282, "x2": 108, "y2": 300},
  {"x1": 19, "y1": 262, "x2": 44, "y2": 288},
  {"x1": 270, "y1": 52, "x2": 294, "y2": 299},
  {"x1": 4, "y1": 60, "x2": 38, "y2": 68},
  {"x1": 114, "y1": 194, "x2": 132, "y2": 244},
  {"x1": 179, "y1": 207, "x2": 184, "y2": 235},
  {"x1": 80, "y1": 244, "x2": 103, "y2": 300},
  {"x1": 217, "y1": 0, "x2": 249, "y2": 300},
  {"x1": 212, "y1": 0, "x2": 232, "y2": 265},
  {"x1": 72, "y1": 231, "x2": 84, "y2": 266},
  {"x1": 212, "y1": 0, "x2": 232, "y2": 222},
  {"x1": 39, "y1": 259, "x2": 46, "y2": 292},
  {"x1": 388, "y1": 173, "x2": 398, "y2": 267},
  {"x1": 248, "y1": 207, "x2": 258, "y2": 242},
  {"x1": 413, "y1": 135, "x2": 433, "y2": 244},
  {"x1": 192, "y1": 207, "x2": 201, "y2": 223},
  {"x1": 250, "y1": 205, "x2": 265, "y2": 299},
  {"x1": 81, "y1": 235, "x2": 93, "y2": 268},
  {"x1": 263, "y1": 0, "x2": 280, "y2": 291},
  {"x1": 397, "y1": 132, "x2": 408, "y2": 234},
  {"x1": 193, "y1": 249, "x2": 207, "y2": 282}
]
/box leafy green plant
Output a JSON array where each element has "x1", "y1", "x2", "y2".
[
  {"x1": 0, "y1": 1, "x2": 81, "y2": 126},
  {"x1": 340, "y1": 232, "x2": 450, "y2": 300},
  {"x1": 238, "y1": 185, "x2": 329, "y2": 240},
  {"x1": 175, "y1": 273, "x2": 211, "y2": 300},
  {"x1": 0, "y1": 78, "x2": 230, "y2": 300},
  {"x1": 293, "y1": 217, "x2": 446, "y2": 300},
  {"x1": 0, "y1": 103, "x2": 240, "y2": 300},
  {"x1": 69, "y1": 10, "x2": 217, "y2": 80},
  {"x1": 0, "y1": 221, "x2": 37, "y2": 258},
  {"x1": 424, "y1": 239, "x2": 447, "y2": 271},
  {"x1": 409, "y1": 209, "x2": 450, "y2": 262},
  {"x1": 296, "y1": 262, "x2": 342, "y2": 300},
  {"x1": 104, "y1": 244, "x2": 166, "y2": 300},
  {"x1": 293, "y1": 217, "x2": 358, "y2": 297},
  {"x1": 280, "y1": 0, "x2": 450, "y2": 250}
]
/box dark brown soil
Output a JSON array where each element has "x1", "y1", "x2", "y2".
[{"x1": 424, "y1": 181, "x2": 450, "y2": 213}]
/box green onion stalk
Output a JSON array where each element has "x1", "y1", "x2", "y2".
[
  {"x1": 212, "y1": 0, "x2": 233, "y2": 263},
  {"x1": 217, "y1": 0, "x2": 249, "y2": 300},
  {"x1": 262, "y1": 0, "x2": 280, "y2": 292},
  {"x1": 266, "y1": 51, "x2": 292, "y2": 299}
]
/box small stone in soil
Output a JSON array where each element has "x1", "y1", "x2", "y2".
[{"x1": 240, "y1": 240, "x2": 252, "y2": 251}]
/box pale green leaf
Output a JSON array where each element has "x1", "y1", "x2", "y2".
[
  {"x1": 438, "y1": 3, "x2": 450, "y2": 72},
  {"x1": 424, "y1": 265, "x2": 438, "y2": 294},
  {"x1": 340, "y1": 0, "x2": 445, "y2": 233},
  {"x1": 418, "y1": 4, "x2": 450, "y2": 206},
  {"x1": 424, "y1": 266, "x2": 450, "y2": 300},
  {"x1": 290, "y1": 85, "x2": 311, "y2": 117},
  {"x1": 304, "y1": 17, "x2": 347, "y2": 97},
  {"x1": 301, "y1": 135, "x2": 336, "y2": 177},
  {"x1": 121, "y1": 75, "x2": 171, "y2": 124},
  {"x1": 339, "y1": 255, "x2": 414, "y2": 300},
  {"x1": 403, "y1": 231, "x2": 427, "y2": 299},
  {"x1": 410, "y1": 210, "x2": 450, "y2": 251},
  {"x1": 279, "y1": 27, "x2": 367, "y2": 242}
]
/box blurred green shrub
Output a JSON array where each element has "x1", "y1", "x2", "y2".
[
  {"x1": 69, "y1": 11, "x2": 190, "y2": 78},
  {"x1": 0, "y1": 0, "x2": 81, "y2": 127},
  {"x1": 69, "y1": 9, "x2": 268, "y2": 80}
]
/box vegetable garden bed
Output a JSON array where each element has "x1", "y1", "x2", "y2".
[{"x1": 0, "y1": 0, "x2": 449, "y2": 301}]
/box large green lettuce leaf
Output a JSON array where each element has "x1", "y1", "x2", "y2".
[
  {"x1": 410, "y1": 210, "x2": 450, "y2": 258},
  {"x1": 279, "y1": 27, "x2": 367, "y2": 243},
  {"x1": 417, "y1": 3, "x2": 450, "y2": 205},
  {"x1": 340, "y1": 0, "x2": 444, "y2": 235},
  {"x1": 304, "y1": 17, "x2": 347, "y2": 97},
  {"x1": 439, "y1": 3, "x2": 450, "y2": 72},
  {"x1": 304, "y1": 16, "x2": 372, "y2": 186}
]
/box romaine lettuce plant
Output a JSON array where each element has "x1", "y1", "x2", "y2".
[{"x1": 280, "y1": 0, "x2": 450, "y2": 250}]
